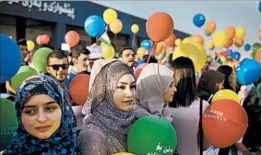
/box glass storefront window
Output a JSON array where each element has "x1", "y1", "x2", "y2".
[{"x1": 0, "y1": 14, "x2": 17, "y2": 40}]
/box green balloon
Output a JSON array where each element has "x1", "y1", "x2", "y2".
[
  {"x1": 252, "y1": 43, "x2": 261, "y2": 53},
  {"x1": 205, "y1": 31, "x2": 212, "y2": 36},
  {"x1": 0, "y1": 98, "x2": 18, "y2": 150},
  {"x1": 251, "y1": 50, "x2": 257, "y2": 59},
  {"x1": 32, "y1": 47, "x2": 53, "y2": 73},
  {"x1": 128, "y1": 116, "x2": 177, "y2": 155},
  {"x1": 11, "y1": 66, "x2": 37, "y2": 91}
]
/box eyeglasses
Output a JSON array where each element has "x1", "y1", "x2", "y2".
[{"x1": 48, "y1": 64, "x2": 68, "y2": 71}]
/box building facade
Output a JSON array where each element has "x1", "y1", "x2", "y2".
[{"x1": 0, "y1": 1, "x2": 190, "y2": 52}]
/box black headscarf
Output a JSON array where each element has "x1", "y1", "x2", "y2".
[{"x1": 196, "y1": 70, "x2": 225, "y2": 102}]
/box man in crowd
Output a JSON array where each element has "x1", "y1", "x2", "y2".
[
  {"x1": 87, "y1": 43, "x2": 102, "y2": 71},
  {"x1": 17, "y1": 39, "x2": 30, "y2": 65},
  {"x1": 65, "y1": 43, "x2": 90, "y2": 89},
  {"x1": 46, "y1": 50, "x2": 69, "y2": 88},
  {"x1": 119, "y1": 47, "x2": 135, "y2": 68}
]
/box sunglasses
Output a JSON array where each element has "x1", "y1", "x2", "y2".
[{"x1": 49, "y1": 64, "x2": 68, "y2": 70}]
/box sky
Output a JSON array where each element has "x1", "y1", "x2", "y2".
[{"x1": 92, "y1": 0, "x2": 261, "y2": 57}]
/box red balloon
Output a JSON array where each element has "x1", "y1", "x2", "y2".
[
  {"x1": 36, "y1": 35, "x2": 43, "y2": 45},
  {"x1": 69, "y1": 74, "x2": 90, "y2": 105},
  {"x1": 203, "y1": 99, "x2": 248, "y2": 148},
  {"x1": 146, "y1": 12, "x2": 174, "y2": 42},
  {"x1": 164, "y1": 33, "x2": 176, "y2": 47},
  {"x1": 134, "y1": 63, "x2": 147, "y2": 80},
  {"x1": 65, "y1": 31, "x2": 80, "y2": 48},
  {"x1": 41, "y1": 34, "x2": 50, "y2": 44}
]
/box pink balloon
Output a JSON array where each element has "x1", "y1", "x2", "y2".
[
  {"x1": 41, "y1": 34, "x2": 50, "y2": 44},
  {"x1": 65, "y1": 31, "x2": 80, "y2": 47},
  {"x1": 36, "y1": 35, "x2": 43, "y2": 45}
]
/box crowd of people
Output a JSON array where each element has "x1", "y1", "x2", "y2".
[{"x1": 0, "y1": 36, "x2": 260, "y2": 155}]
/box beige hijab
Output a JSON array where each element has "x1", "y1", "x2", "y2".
[
  {"x1": 135, "y1": 63, "x2": 174, "y2": 122},
  {"x1": 88, "y1": 59, "x2": 118, "y2": 91}
]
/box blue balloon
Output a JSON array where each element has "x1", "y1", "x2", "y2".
[
  {"x1": 193, "y1": 13, "x2": 206, "y2": 28},
  {"x1": 84, "y1": 15, "x2": 105, "y2": 37},
  {"x1": 259, "y1": 1, "x2": 261, "y2": 13},
  {"x1": 244, "y1": 44, "x2": 251, "y2": 52},
  {"x1": 236, "y1": 58, "x2": 261, "y2": 85},
  {"x1": 141, "y1": 40, "x2": 152, "y2": 50},
  {"x1": 0, "y1": 34, "x2": 22, "y2": 83},
  {"x1": 136, "y1": 59, "x2": 145, "y2": 67},
  {"x1": 226, "y1": 49, "x2": 233, "y2": 56},
  {"x1": 234, "y1": 52, "x2": 241, "y2": 61}
]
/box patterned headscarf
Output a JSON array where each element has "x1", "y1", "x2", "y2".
[
  {"x1": 3, "y1": 74, "x2": 78, "y2": 155},
  {"x1": 82, "y1": 61, "x2": 135, "y2": 140}
]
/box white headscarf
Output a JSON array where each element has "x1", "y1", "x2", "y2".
[{"x1": 135, "y1": 63, "x2": 174, "y2": 122}]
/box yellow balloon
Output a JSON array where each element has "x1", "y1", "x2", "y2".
[
  {"x1": 175, "y1": 39, "x2": 182, "y2": 46},
  {"x1": 172, "y1": 42, "x2": 206, "y2": 72},
  {"x1": 101, "y1": 42, "x2": 109, "y2": 47},
  {"x1": 235, "y1": 27, "x2": 246, "y2": 39},
  {"x1": 131, "y1": 24, "x2": 139, "y2": 34},
  {"x1": 113, "y1": 153, "x2": 135, "y2": 155},
  {"x1": 103, "y1": 8, "x2": 118, "y2": 24},
  {"x1": 136, "y1": 47, "x2": 146, "y2": 59},
  {"x1": 207, "y1": 40, "x2": 214, "y2": 49},
  {"x1": 27, "y1": 40, "x2": 35, "y2": 51},
  {"x1": 182, "y1": 37, "x2": 192, "y2": 44},
  {"x1": 212, "y1": 89, "x2": 240, "y2": 103},
  {"x1": 172, "y1": 46, "x2": 187, "y2": 60},
  {"x1": 109, "y1": 19, "x2": 123, "y2": 34},
  {"x1": 102, "y1": 45, "x2": 115, "y2": 59},
  {"x1": 213, "y1": 31, "x2": 229, "y2": 48}
]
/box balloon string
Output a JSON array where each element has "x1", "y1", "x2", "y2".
[
  {"x1": 114, "y1": 34, "x2": 117, "y2": 47},
  {"x1": 146, "y1": 43, "x2": 156, "y2": 64},
  {"x1": 132, "y1": 34, "x2": 136, "y2": 49},
  {"x1": 96, "y1": 37, "x2": 99, "y2": 44},
  {"x1": 105, "y1": 24, "x2": 109, "y2": 31}
]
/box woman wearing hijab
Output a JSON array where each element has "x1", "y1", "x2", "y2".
[
  {"x1": 217, "y1": 65, "x2": 237, "y2": 92},
  {"x1": 169, "y1": 57, "x2": 210, "y2": 155},
  {"x1": 79, "y1": 61, "x2": 136, "y2": 155},
  {"x1": 2, "y1": 74, "x2": 78, "y2": 155},
  {"x1": 196, "y1": 70, "x2": 225, "y2": 103},
  {"x1": 135, "y1": 63, "x2": 176, "y2": 123}
]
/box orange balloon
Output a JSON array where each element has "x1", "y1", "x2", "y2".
[
  {"x1": 155, "y1": 42, "x2": 165, "y2": 55},
  {"x1": 41, "y1": 34, "x2": 50, "y2": 44},
  {"x1": 65, "y1": 31, "x2": 80, "y2": 48},
  {"x1": 69, "y1": 74, "x2": 90, "y2": 105},
  {"x1": 255, "y1": 49, "x2": 261, "y2": 64},
  {"x1": 203, "y1": 99, "x2": 248, "y2": 148},
  {"x1": 224, "y1": 39, "x2": 233, "y2": 48},
  {"x1": 205, "y1": 21, "x2": 216, "y2": 33},
  {"x1": 146, "y1": 12, "x2": 174, "y2": 42},
  {"x1": 134, "y1": 63, "x2": 147, "y2": 79},
  {"x1": 234, "y1": 37, "x2": 244, "y2": 48},
  {"x1": 164, "y1": 33, "x2": 176, "y2": 47},
  {"x1": 224, "y1": 26, "x2": 236, "y2": 39},
  {"x1": 191, "y1": 34, "x2": 204, "y2": 46}
]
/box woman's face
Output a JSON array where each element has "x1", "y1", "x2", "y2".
[
  {"x1": 21, "y1": 94, "x2": 62, "y2": 140},
  {"x1": 113, "y1": 74, "x2": 136, "y2": 112},
  {"x1": 163, "y1": 79, "x2": 177, "y2": 103}
]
